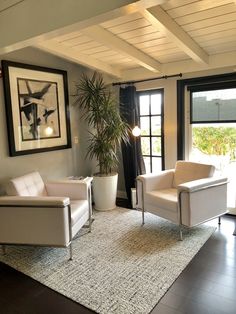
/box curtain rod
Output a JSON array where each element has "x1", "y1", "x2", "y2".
[{"x1": 112, "y1": 73, "x2": 182, "y2": 86}]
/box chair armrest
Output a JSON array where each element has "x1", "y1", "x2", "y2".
[
  {"x1": 0, "y1": 196, "x2": 71, "y2": 246},
  {"x1": 178, "y1": 177, "x2": 228, "y2": 227},
  {"x1": 0, "y1": 196, "x2": 70, "y2": 207},
  {"x1": 45, "y1": 180, "x2": 90, "y2": 200},
  {"x1": 137, "y1": 169, "x2": 175, "y2": 192},
  {"x1": 178, "y1": 176, "x2": 228, "y2": 193},
  {"x1": 136, "y1": 170, "x2": 175, "y2": 209}
]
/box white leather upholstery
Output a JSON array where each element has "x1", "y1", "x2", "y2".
[
  {"x1": 0, "y1": 172, "x2": 92, "y2": 253},
  {"x1": 145, "y1": 189, "x2": 177, "y2": 212},
  {"x1": 178, "y1": 176, "x2": 226, "y2": 192},
  {"x1": 45, "y1": 180, "x2": 88, "y2": 200},
  {"x1": 70, "y1": 200, "x2": 89, "y2": 225},
  {"x1": 0, "y1": 196, "x2": 70, "y2": 207},
  {"x1": 137, "y1": 161, "x2": 228, "y2": 230},
  {"x1": 141, "y1": 170, "x2": 175, "y2": 191},
  {"x1": 0, "y1": 204, "x2": 70, "y2": 246},
  {"x1": 6, "y1": 171, "x2": 47, "y2": 196},
  {"x1": 173, "y1": 161, "x2": 215, "y2": 188}
]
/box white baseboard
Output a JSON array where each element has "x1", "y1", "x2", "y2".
[
  {"x1": 117, "y1": 190, "x2": 127, "y2": 199},
  {"x1": 117, "y1": 189, "x2": 137, "y2": 209},
  {"x1": 228, "y1": 207, "x2": 236, "y2": 215},
  {"x1": 131, "y1": 188, "x2": 136, "y2": 209}
]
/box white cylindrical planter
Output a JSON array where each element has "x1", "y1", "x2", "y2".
[{"x1": 93, "y1": 173, "x2": 118, "y2": 211}]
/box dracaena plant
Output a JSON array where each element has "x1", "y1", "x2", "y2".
[{"x1": 74, "y1": 72, "x2": 130, "y2": 175}]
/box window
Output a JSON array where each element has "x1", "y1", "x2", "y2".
[
  {"x1": 138, "y1": 89, "x2": 164, "y2": 173},
  {"x1": 177, "y1": 74, "x2": 236, "y2": 211}
]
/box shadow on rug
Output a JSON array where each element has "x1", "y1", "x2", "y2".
[{"x1": 0, "y1": 207, "x2": 216, "y2": 314}]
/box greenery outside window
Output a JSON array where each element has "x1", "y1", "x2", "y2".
[{"x1": 190, "y1": 87, "x2": 236, "y2": 161}]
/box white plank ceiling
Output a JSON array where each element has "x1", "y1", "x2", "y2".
[{"x1": 36, "y1": 0, "x2": 236, "y2": 80}]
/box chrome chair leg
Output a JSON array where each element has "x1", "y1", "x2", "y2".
[
  {"x1": 142, "y1": 208, "x2": 145, "y2": 225},
  {"x1": 88, "y1": 184, "x2": 92, "y2": 233},
  {"x1": 89, "y1": 217, "x2": 92, "y2": 232},
  {"x1": 69, "y1": 243, "x2": 73, "y2": 261},
  {"x1": 179, "y1": 227, "x2": 183, "y2": 241}
]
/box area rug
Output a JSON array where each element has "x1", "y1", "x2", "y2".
[{"x1": 0, "y1": 208, "x2": 215, "y2": 314}]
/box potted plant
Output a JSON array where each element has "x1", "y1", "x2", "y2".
[{"x1": 74, "y1": 72, "x2": 129, "y2": 210}]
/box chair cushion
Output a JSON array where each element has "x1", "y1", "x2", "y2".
[
  {"x1": 70, "y1": 200, "x2": 88, "y2": 226},
  {"x1": 173, "y1": 161, "x2": 215, "y2": 188},
  {"x1": 6, "y1": 172, "x2": 47, "y2": 196},
  {"x1": 145, "y1": 188, "x2": 178, "y2": 212}
]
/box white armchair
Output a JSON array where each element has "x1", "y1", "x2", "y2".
[
  {"x1": 137, "y1": 161, "x2": 228, "y2": 239},
  {"x1": 0, "y1": 172, "x2": 92, "y2": 260}
]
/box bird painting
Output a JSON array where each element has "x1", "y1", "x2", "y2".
[{"x1": 19, "y1": 79, "x2": 58, "y2": 140}]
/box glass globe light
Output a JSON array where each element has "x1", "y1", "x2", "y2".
[{"x1": 132, "y1": 126, "x2": 141, "y2": 137}]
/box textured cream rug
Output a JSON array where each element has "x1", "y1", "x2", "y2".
[{"x1": 0, "y1": 208, "x2": 215, "y2": 314}]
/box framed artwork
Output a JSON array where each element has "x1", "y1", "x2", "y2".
[{"x1": 1, "y1": 60, "x2": 71, "y2": 156}]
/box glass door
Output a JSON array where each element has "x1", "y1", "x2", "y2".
[{"x1": 138, "y1": 89, "x2": 164, "y2": 173}]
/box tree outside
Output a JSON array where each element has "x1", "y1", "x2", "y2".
[{"x1": 193, "y1": 126, "x2": 236, "y2": 160}]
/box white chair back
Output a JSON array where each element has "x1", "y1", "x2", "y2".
[
  {"x1": 6, "y1": 172, "x2": 47, "y2": 196},
  {"x1": 173, "y1": 161, "x2": 215, "y2": 188}
]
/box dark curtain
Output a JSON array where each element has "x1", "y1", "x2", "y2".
[{"x1": 120, "y1": 85, "x2": 146, "y2": 205}]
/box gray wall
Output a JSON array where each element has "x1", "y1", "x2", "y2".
[{"x1": 0, "y1": 47, "x2": 94, "y2": 193}]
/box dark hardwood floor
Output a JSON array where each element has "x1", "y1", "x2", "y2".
[{"x1": 0, "y1": 210, "x2": 235, "y2": 314}]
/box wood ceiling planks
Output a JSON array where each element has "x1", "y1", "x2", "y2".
[
  {"x1": 41, "y1": 0, "x2": 236, "y2": 75},
  {"x1": 165, "y1": 0, "x2": 233, "y2": 18},
  {"x1": 175, "y1": 3, "x2": 236, "y2": 25}
]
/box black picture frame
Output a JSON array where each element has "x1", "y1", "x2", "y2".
[{"x1": 1, "y1": 60, "x2": 71, "y2": 156}]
